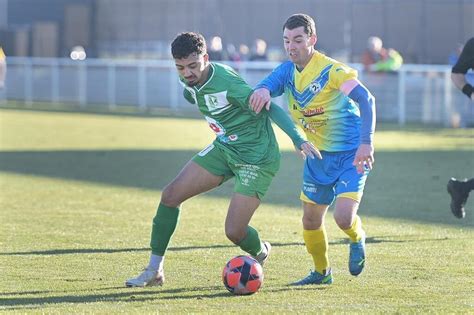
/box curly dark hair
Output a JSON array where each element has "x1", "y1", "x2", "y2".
[
  {"x1": 171, "y1": 32, "x2": 207, "y2": 59},
  {"x1": 283, "y1": 14, "x2": 316, "y2": 36}
]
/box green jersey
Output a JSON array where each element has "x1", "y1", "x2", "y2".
[{"x1": 182, "y1": 62, "x2": 280, "y2": 165}]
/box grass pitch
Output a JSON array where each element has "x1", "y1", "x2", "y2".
[{"x1": 0, "y1": 108, "x2": 473, "y2": 313}]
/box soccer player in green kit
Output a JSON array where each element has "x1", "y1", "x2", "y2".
[{"x1": 126, "y1": 32, "x2": 318, "y2": 287}]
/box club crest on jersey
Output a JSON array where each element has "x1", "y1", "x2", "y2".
[
  {"x1": 289, "y1": 64, "x2": 332, "y2": 109},
  {"x1": 309, "y1": 82, "x2": 322, "y2": 94},
  {"x1": 204, "y1": 91, "x2": 231, "y2": 114}
]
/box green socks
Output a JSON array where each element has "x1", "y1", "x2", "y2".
[
  {"x1": 237, "y1": 226, "x2": 263, "y2": 257},
  {"x1": 150, "y1": 203, "x2": 180, "y2": 256}
]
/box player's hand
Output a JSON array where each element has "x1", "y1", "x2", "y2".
[
  {"x1": 353, "y1": 143, "x2": 374, "y2": 174},
  {"x1": 298, "y1": 141, "x2": 322, "y2": 160},
  {"x1": 249, "y1": 88, "x2": 271, "y2": 114}
]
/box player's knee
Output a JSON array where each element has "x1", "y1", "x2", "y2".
[
  {"x1": 160, "y1": 184, "x2": 182, "y2": 208},
  {"x1": 302, "y1": 216, "x2": 323, "y2": 230},
  {"x1": 225, "y1": 226, "x2": 245, "y2": 244},
  {"x1": 333, "y1": 212, "x2": 352, "y2": 230}
]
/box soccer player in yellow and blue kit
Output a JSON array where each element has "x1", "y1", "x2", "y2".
[{"x1": 250, "y1": 14, "x2": 376, "y2": 285}]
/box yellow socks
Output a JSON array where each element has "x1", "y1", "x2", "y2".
[
  {"x1": 303, "y1": 228, "x2": 329, "y2": 274},
  {"x1": 342, "y1": 215, "x2": 365, "y2": 243}
]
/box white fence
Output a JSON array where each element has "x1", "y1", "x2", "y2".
[{"x1": 3, "y1": 57, "x2": 473, "y2": 127}]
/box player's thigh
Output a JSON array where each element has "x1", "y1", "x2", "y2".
[
  {"x1": 162, "y1": 160, "x2": 224, "y2": 206},
  {"x1": 225, "y1": 193, "x2": 261, "y2": 237}
]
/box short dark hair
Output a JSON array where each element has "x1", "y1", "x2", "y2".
[
  {"x1": 283, "y1": 14, "x2": 316, "y2": 36},
  {"x1": 171, "y1": 32, "x2": 207, "y2": 59}
]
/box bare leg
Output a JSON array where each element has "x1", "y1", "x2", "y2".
[
  {"x1": 161, "y1": 160, "x2": 224, "y2": 207},
  {"x1": 224, "y1": 193, "x2": 261, "y2": 244}
]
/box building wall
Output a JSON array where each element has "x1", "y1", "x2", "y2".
[
  {"x1": 5, "y1": 0, "x2": 474, "y2": 63},
  {"x1": 93, "y1": 0, "x2": 474, "y2": 63}
]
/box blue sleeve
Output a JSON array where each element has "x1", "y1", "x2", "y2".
[
  {"x1": 255, "y1": 61, "x2": 293, "y2": 97},
  {"x1": 348, "y1": 84, "x2": 376, "y2": 144}
]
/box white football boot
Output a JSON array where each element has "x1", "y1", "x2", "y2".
[
  {"x1": 254, "y1": 241, "x2": 271, "y2": 266},
  {"x1": 125, "y1": 268, "x2": 165, "y2": 287}
]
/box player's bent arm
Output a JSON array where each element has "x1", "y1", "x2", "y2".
[
  {"x1": 268, "y1": 103, "x2": 321, "y2": 160},
  {"x1": 268, "y1": 102, "x2": 306, "y2": 148},
  {"x1": 341, "y1": 79, "x2": 376, "y2": 145},
  {"x1": 255, "y1": 62, "x2": 292, "y2": 98}
]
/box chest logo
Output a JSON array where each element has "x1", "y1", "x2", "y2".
[{"x1": 204, "y1": 91, "x2": 230, "y2": 113}]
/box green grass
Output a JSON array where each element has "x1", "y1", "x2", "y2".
[{"x1": 1, "y1": 108, "x2": 473, "y2": 313}]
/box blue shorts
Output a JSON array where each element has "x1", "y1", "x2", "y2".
[{"x1": 300, "y1": 149, "x2": 370, "y2": 205}]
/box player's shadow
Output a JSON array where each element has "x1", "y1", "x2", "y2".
[
  {"x1": 0, "y1": 285, "x2": 233, "y2": 310},
  {"x1": 0, "y1": 149, "x2": 472, "y2": 226},
  {"x1": 0, "y1": 236, "x2": 451, "y2": 256}
]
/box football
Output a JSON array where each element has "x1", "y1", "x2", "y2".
[{"x1": 222, "y1": 255, "x2": 263, "y2": 295}]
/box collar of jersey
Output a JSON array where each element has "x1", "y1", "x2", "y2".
[{"x1": 192, "y1": 63, "x2": 215, "y2": 92}]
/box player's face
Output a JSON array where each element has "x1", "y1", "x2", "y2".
[
  {"x1": 174, "y1": 52, "x2": 210, "y2": 87},
  {"x1": 283, "y1": 26, "x2": 317, "y2": 69}
]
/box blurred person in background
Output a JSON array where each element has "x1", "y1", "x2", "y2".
[
  {"x1": 0, "y1": 45, "x2": 6, "y2": 89},
  {"x1": 239, "y1": 44, "x2": 250, "y2": 61},
  {"x1": 250, "y1": 13, "x2": 376, "y2": 286},
  {"x1": 249, "y1": 38, "x2": 268, "y2": 61},
  {"x1": 226, "y1": 43, "x2": 241, "y2": 62},
  {"x1": 207, "y1": 35, "x2": 225, "y2": 61},
  {"x1": 125, "y1": 31, "x2": 317, "y2": 287},
  {"x1": 361, "y1": 36, "x2": 403, "y2": 72},
  {"x1": 447, "y1": 37, "x2": 474, "y2": 219},
  {"x1": 0, "y1": 44, "x2": 6, "y2": 104}
]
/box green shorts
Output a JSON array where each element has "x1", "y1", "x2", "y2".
[{"x1": 192, "y1": 143, "x2": 280, "y2": 200}]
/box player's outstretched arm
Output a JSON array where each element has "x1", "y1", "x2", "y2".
[
  {"x1": 268, "y1": 103, "x2": 321, "y2": 160},
  {"x1": 341, "y1": 79, "x2": 376, "y2": 174}
]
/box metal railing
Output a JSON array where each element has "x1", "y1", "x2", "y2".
[{"x1": 3, "y1": 57, "x2": 472, "y2": 127}]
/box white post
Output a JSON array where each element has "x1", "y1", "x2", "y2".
[
  {"x1": 107, "y1": 63, "x2": 116, "y2": 109},
  {"x1": 78, "y1": 62, "x2": 87, "y2": 107},
  {"x1": 169, "y1": 69, "x2": 178, "y2": 110},
  {"x1": 397, "y1": 69, "x2": 406, "y2": 126},
  {"x1": 25, "y1": 59, "x2": 33, "y2": 107},
  {"x1": 443, "y1": 69, "x2": 452, "y2": 127},
  {"x1": 51, "y1": 59, "x2": 59, "y2": 104},
  {"x1": 138, "y1": 64, "x2": 147, "y2": 110}
]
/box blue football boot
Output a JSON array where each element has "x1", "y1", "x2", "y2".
[
  {"x1": 349, "y1": 235, "x2": 366, "y2": 276},
  {"x1": 291, "y1": 268, "x2": 333, "y2": 286}
]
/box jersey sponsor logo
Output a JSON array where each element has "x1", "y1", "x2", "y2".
[
  {"x1": 198, "y1": 143, "x2": 215, "y2": 156},
  {"x1": 228, "y1": 134, "x2": 238, "y2": 141},
  {"x1": 204, "y1": 116, "x2": 240, "y2": 144},
  {"x1": 299, "y1": 106, "x2": 325, "y2": 117},
  {"x1": 298, "y1": 118, "x2": 328, "y2": 133},
  {"x1": 303, "y1": 182, "x2": 317, "y2": 193},
  {"x1": 289, "y1": 64, "x2": 333, "y2": 109},
  {"x1": 204, "y1": 91, "x2": 230, "y2": 114},
  {"x1": 205, "y1": 116, "x2": 226, "y2": 136}
]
